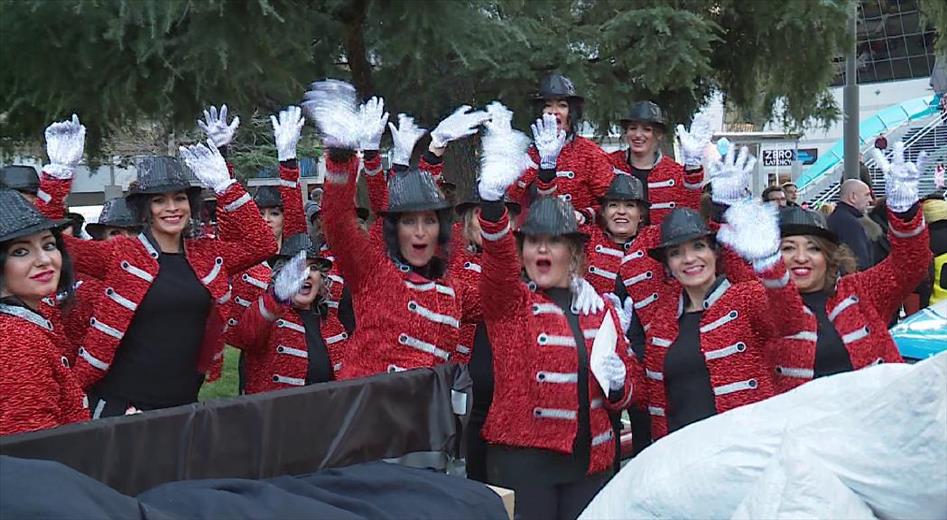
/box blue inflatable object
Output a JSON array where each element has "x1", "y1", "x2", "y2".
[{"x1": 891, "y1": 301, "x2": 947, "y2": 361}]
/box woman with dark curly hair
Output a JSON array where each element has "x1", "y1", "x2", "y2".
[{"x1": 770, "y1": 143, "x2": 931, "y2": 392}]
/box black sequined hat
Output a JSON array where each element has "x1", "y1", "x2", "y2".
[
  {"x1": 0, "y1": 189, "x2": 69, "y2": 243},
  {"x1": 600, "y1": 174, "x2": 647, "y2": 204},
  {"x1": 382, "y1": 168, "x2": 451, "y2": 214},
  {"x1": 253, "y1": 186, "x2": 283, "y2": 209},
  {"x1": 455, "y1": 185, "x2": 522, "y2": 217},
  {"x1": 86, "y1": 198, "x2": 140, "y2": 239},
  {"x1": 648, "y1": 208, "x2": 714, "y2": 262},
  {"x1": 0, "y1": 165, "x2": 40, "y2": 195},
  {"x1": 126, "y1": 156, "x2": 201, "y2": 200},
  {"x1": 269, "y1": 232, "x2": 332, "y2": 271},
  {"x1": 516, "y1": 196, "x2": 588, "y2": 242},
  {"x1": 534, "y1": 72, "x2": 584, "y2": 103},
  {"x1": 779, "y1": 205, "x2": 839, "y2": 244},
  {"x1": 620, "y1": 101, "x2": 666, "y2": 129}
]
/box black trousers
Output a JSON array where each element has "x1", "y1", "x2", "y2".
[
  {"x1": 486, "y1": 449, "x2": 608, "y2": 520},
  {"x1": 465, "y1": 414, "x2": 489, "y2": 482}
]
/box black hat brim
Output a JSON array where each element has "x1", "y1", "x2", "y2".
[
  {"x1": 533, "y1": 94, "x2": 585, "y2": 104},
  {"x1": 268, "y1": 253, "x2": 333, "y2": 272},
  {"x1": 780, "y1": 223, "x2": 840, "y2": 245},
  {"x1": 514, "y1": 229, "x2": 590, "y2": 244},
  {"x1": 0, "y1": 217, "x2": 71, "y2": 244},
  {"x1": 619, "y1": 118, "x2": 667, "y2": 130},
  {"x1": 647, "y1": 230, "x2": 716, "y2": 263},
  {"x1": 379, "y1": 200, "x2": 453, "y2": 216},
  {"x1": 86, "y1": 222, "x2": 141, "y2": 239},
  {"x1": 126, "y1": 184, "x2": 202, "y2": 199},
  {"x1": 597, "y1": 194, "x2": 648, "y2": 205}
]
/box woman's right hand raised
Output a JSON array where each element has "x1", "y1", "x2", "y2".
[
  {"x1": 479, "y1": 101, "x2": 531, "y2": 202},
  {"x1": 301, "y1": 80, "x2": 361, "y2": 151}
]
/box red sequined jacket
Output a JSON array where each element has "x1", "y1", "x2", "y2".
[
  {"x1": 318, "y1": 245, "x2": 355, "y2": 373},
  {"x1": 608, "y1": 152, "x2": 703, "y2": 226},
  {"x1": 633, "y1": 262, "x2": 807, "y2": 440},
  {"x1": 478, "y1": 211, "x2": 634, "y2": 475},
  {"x1": 323, "y1": 154, "x2": 477, "y2": 379},
  {"x1": 508, "y1": 136, "x2": 614, "y2": 217},
  {"x1": 1, "y1": 303, "x2": 89, "y2": 435},
  {"x1": 770, "y1": 209, "x2": 930, "y2": 392},
  {"x1": 226, "y1": 291, "x2": 347, "y2": 393},
  {"x1": 446, "y1": 239, "x2": 485, "y2": 365},
  {"x1": 223, "y1": 162, "x2": 306, "y2": 330},
  {"x1": 37, "y1": 175, "x2": 277, "y2": 389}
]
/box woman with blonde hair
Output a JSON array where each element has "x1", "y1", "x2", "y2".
[{"x1": 472, "y1": 103, "x2": 632, "y2": 520}]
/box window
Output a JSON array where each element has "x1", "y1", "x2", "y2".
[{"x1": 830, "y1": 0, "x2": 938, "y2": 86}]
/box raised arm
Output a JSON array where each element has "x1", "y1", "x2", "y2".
[
  {"x1": 858, "y1": 144, "x2": 933, "y2": 318},
  {"x1": 477, "y1": 101, "x2": 534, "y2": 321},
  {"x1": 179, "y1": 141, "x2": 277, "y2": 273},
  {"x1": 35, "y1": 114, "x2": 85, "y2": 220},
  {"x1": 718, "y1": 199, "x2": 809, "y2": 340},
  {"x1": 675, "y1": 109, "x2": 712, "y2": 209},
  {"x1": 478, "y1": 207, "x2": 530, "y2": 320},
  {"x1": 272, "y1": 105, "x2": 308, "y2": 237}
]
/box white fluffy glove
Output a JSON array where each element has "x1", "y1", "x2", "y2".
[
  {"x1": 271, "y1": 105, "x2": 305, "y2": 162},
  {"x1": 531, "y1": 113, "x2": 566, "y2": 169},
  {"x1": 358, "y1": 96, "x2": 389, "y2": 150},
  {"x1": 179, "y1": 139, "x2": 235, "y2": 194},
  {"x1": 430, "y1": 105, "x2": 489, "y2": 149},
  {"x1": 301, "y1": 80, "x2": 361, "y2": 150},
  {"x1": 198, "y1": 105, "x2": 240, "y2": 148},
  {"x1": 603, "y1": 293, "x2": 634, "y2": 334},
  {"x1": 872, "y1": 141, "x2": 927, "y2": 214},
  {"x1": 571, "y1": 276, "x2": 605, "y2": 316},
  {"x1": 388, "y1": 113, "x2": 427, "y2": 166},
  {"x1": 677, "y1": 110, "x2": 713, "y2": 169},
  {"x1": 43, "y1": 114, "x2": 86, "y2": 179},
  {"x1": 709, "y1": 145, "x2": 756, "y2": 206},
  {"x1": 600, "y1": 352, "x2": 627, "y2": 392},
  {"x1": 717, "y1": 199, "x2": 781, "y2": 271},
  {"x1": 273, "y1": 251, "x2": 309, "y2": 303},
  {"x1": 479, "y1": 101, "x2": 531, "y2": 201}
]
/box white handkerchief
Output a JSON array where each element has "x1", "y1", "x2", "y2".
[{"x1": 590, "y1": 312, "x2": 618, "y2": 395}]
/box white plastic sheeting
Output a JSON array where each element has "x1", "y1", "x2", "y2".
[
  {"x1": 580, "y1": 353, "x2": 947, "y2": 520},
  {"x1": 731, "y1": 439, "x2": 876, "y2": 519}
]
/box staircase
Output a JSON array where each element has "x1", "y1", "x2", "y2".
[{"x1": 805, "y1": 112, "x2": 947, "y2": 207}]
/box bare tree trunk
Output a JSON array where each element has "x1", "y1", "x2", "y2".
[{"x1": 339, "y1": 0, "x2": 373, "y2": 99}]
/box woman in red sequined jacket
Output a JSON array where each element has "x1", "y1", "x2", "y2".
[
  {"x1": 471, "y1": 102, "x2": 633, "y2": 520},
  {"x1": 38, "y1": 143, "x2": 276, "y2": 417},
  {"x1": 506, "y1": 73, "x2": 614, "y2": 218},
  {"x1": 321, "y1": 148, "x2": 479, "y2": 378},
  {"x1": 478, "y1": 194, "x2": 633, "y2": 519},
  {"x1": 1, "y1": 188, "x2": 88, "y2": 435},
  {"x1": 635, "y1": 203, "x2": 807, "y2": 441},
  {"x1": 770, "y1": 145, "x2": 931, "y2": 392},
  {"x1": 608, "y1": 101, "x2": 711, "y2": 226},
  {"x1": 227, "y1": 233, "x2": 350, "y2": 393}
]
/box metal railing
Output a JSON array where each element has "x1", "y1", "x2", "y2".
[{"x1": 806, "y1": 110, "x2": 947, "y2": 208}]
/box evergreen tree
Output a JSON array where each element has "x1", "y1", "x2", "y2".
[{"x1": 5, "y1": 0, "x2": 926, "y2": 183}]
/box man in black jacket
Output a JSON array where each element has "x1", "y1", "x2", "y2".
[{"x1": 828, "y1": 179, "x2": 874, "y2": 270}]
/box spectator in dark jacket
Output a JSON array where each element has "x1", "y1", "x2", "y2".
[{"x1": 828, "y1": 179, "x2": 874, "y2": 270}]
